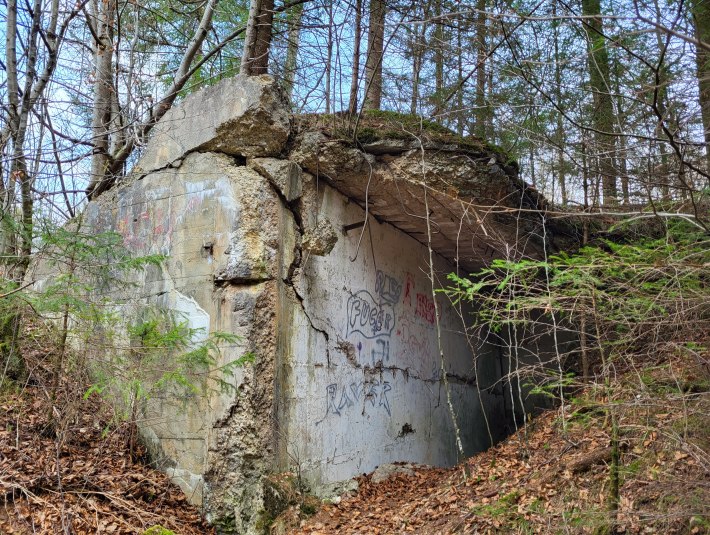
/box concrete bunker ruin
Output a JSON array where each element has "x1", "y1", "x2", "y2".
[{"x1": 43, "y1": 76, "x2": 568, "y2": 532}]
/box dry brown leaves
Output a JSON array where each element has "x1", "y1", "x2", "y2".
[
  {"x1": 0, "y1": 388, "x2": 212, "y2": 535},
  {"x1": 295, "y1": 351, "x2": 710, "y2": 535},
  {"x1": 0, "y1": 322, "x2": 212, "y2": 534}
]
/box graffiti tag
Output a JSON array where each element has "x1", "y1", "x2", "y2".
[
  {"x1": 317, "y1": 380, "x2": 393, "y2": 423},
  {"x1": 375, "y1": 270, "x2": 402, "y2": 305},
  {"x1": 415, "y1": 293, "x2": 436, "y2": 324},
  {"x1": 347, "y1": 290, "x2": 395, "y2": 339}
]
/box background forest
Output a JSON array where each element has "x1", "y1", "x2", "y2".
[
  {"x1": 0, "y1": 0, "x2": 709, "y2": 533},
  {"x1": 2, "y1": 0, "x2": 709, "y2": 222}
]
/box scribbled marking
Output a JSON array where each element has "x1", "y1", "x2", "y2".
[
  {"x1": 403, "y1": 272, "x2": 415, "y2": 307},
  {"x1": 317, "y1": 380, "x2": 393, "y2": 423},
  {"x1": 347, "y1": 290, "x2": 395, "y2": 339},
  {"x1": 415, "y1": 293, "x2": 436, "y2": 324},
  {"x1": 371, "y1": 339, "x2": 390, "y2": 364},
  {"x1": 375, "y1": 270, "x2": 402, "y2": 305}
]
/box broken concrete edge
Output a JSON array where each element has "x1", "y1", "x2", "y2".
[
  {"x1": 135, "y1": 75, "x2": 291, "y2": 175},
  {"x1": 88, "y1": 75, "x2": 571, "y2": 269},
  {"x1": 91, "y1": 74, "x2": 537, "y2": 216},
  {"x1": 293, "y1": 110, "x2": 518, "y2": 167}
]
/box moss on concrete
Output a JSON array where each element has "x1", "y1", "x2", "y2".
[{"x1": 295, "y1": 110, "x2": 515, "y2": 164}]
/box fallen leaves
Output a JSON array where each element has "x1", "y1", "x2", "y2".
[
  {"x1": 0, "y1": 387, "x2": 212, "y2": 535},
  {"x1": 295, "y1": 394, "x2": 709, "y2": 535}
]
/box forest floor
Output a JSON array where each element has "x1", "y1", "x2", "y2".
[
  {"x1": 0, "y1": 326, "x2": 214, "y2": 534},
  {"x1": 287, "y1": 347, "x2": 710, "y2": 534},
  {"x1": 1, "y1": 328, "x2": 708, "y2": 534}
]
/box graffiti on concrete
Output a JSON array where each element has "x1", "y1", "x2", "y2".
[
  {"x1": 415, "y1": 293, "x2": 436, "y2": 324},
  {"x1": 403, "y1": 272, "x2": 416, "y2": 307},
  {"x1": 346, "y1": 290, "x2": 395, "y2": 339},
  {"x1": 115, "y1": 181, "x2": 228, "y2": 255},
  {"x1": 370, "y1": 339, "x2": 390, "y2": 363},
  {"x1": 396, "y1": 316, "x2": 435, "y2": 362},
  {"x1": 375, "y1": 270, "x2": 402, "y2": 305},
  {"x1": 317, "y1": 379, "x2": 393, "y2": 423}
]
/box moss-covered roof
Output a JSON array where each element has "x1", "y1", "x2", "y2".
[{"x1": 294, "y1": 110, "x2": 516, "y2": 167}]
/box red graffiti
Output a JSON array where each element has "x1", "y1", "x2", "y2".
[
  {"x1": 403, "y1": 272, "x2": 416, "y2": 307},
  {"x1": 415, "y1": 293, "x2": 436, "y2": 324}
]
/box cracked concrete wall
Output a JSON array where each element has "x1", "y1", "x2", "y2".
[
  {"x1": 277, "y1": 173, "x2": 509, "y2": 490},
  {"x1": 58, "y1": 149, "x2": 289, "y2": 533}
]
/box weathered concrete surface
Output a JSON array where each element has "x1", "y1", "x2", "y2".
[
  {"x1": 290, "y1": 130, "x2": 557, "y2": 272},
  {"x1": 274, "y1": 173, "x2": 509, "y2": 492},
  {"x1": 70, "y1": 149, "x2": 290, "y2": 532},
  {"x1": 137, "y1": 75, "x2": 290, "y2": 173},
  {"x1": 32, "y1": 76, "x2": 570, "y2": 533},
  {"x1": 248, "y1": 158, "x2": 303, "y2": 202}
]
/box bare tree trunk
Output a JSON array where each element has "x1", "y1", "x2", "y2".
[
  {"x1": 653, "y1": 0, "x2": 671, "y2": 201},
  {"x1": 86, "y1": 0, "x2": 218, "y2": 198},
  {"x1": 612, "y1": 58, "x2": 630, "y2": 204},
  {"x1": 283, "y1": 2, "x2": 304, "y2": 101},
  {"x1": 348, "y1": 0, "x2": 362, "y2": 115},
  {"x1": 241, "y1": 0, "x2": 262, "y2": 74},
  {"x1": 363, "y1": 0, "x2": 386, "y2": 110},
  {"x1": 690, "y1": 0, "x2": 710, "y2": 174},
  {"x1": 89, "y1": 0, "x2": 116, "y2": 196},
  {"x1": 409, "y1": 19, "x2": 424, "y2": 116},
  {"x1": 325, "y1": 1, "x2": 333, "y2": 113},
  {"x1": 552, "y1": 3, "x2": 567, "y2": 205},
  {"x1": 433, "y1": 0, "x2": 444, "y2": 110},
  {"x1": 581, "y1": 0, "x2": 618, "y2": 205},
  {"x1": 241, "y1": 0, "x2": 273, "y2": 75},
  {"x1": 252, "y1": 0, "x2": 274, "y2": 74},
  {"x1": 617, "y1": 125, "x2": 630, "y2": 203},
  {"x1": 456, "y1": 19, "x2": 465, "y2": 136},
  {"x1": 2, "y1": 0, "x2": 68, "y2": 381},
  {"x1": 475, "y1": 0, "x2": 487, "y2": 138}
]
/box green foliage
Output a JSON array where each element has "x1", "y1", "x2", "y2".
[
  {"x1": 143, "y1": 526, "x2": 176, "y2": 535},
  {"x1": 470, "y1": 491, "x2": 533, "y2": 532},
  {"x1": 445, "y1": 219, "x2": 709, "y2": 355},
  {"x1": 29, "y1": 222, "x2": 163, "y2": 326},
  {"x1": 104, "y1": 308, "x2": 252, "y2": 403},
  {"x1": 446, "y1": 218, "x2": 709, "y2": 528},
  {"x1": 82, "y1": 299, "x2": 254, "y2": 453},
  {"x1": 4, "y1": 216, "x2": 254, "y2": 446}
]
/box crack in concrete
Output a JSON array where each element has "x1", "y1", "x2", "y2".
[
  {"x1": 362, "y1": 362, "x2": 477, "y2": 386},
  {"x1": 254, "y1": 165, "x2": 332, "y2": 367},
  {"x1": 288, "y1": 278, "x2": 331, "y2": 366},
  {"x1": 213, "y1": 277, "x2": 272, "y2": 287}
]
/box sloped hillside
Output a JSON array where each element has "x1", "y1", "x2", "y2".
[
  {"x1": 292, "y1": 345, "x2": 709, "y2": 534},
  {"x1": 0, "y1": 324, "x2": 213, "y2": 535}
]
